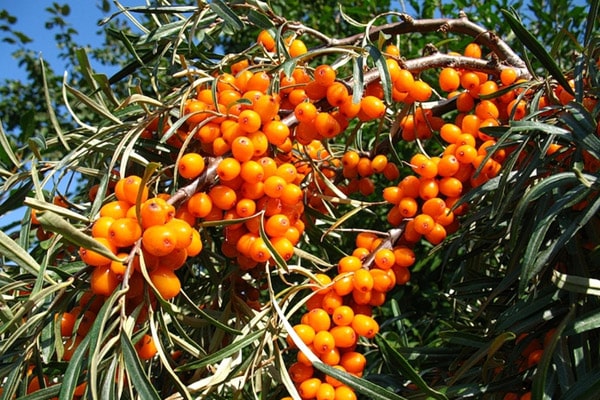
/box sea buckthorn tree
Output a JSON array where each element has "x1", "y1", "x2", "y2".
[{"x1": 0, "y1": 1, "x2": 598, "y2": 400}]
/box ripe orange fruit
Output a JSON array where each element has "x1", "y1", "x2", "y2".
[
  {"x1": 60, "y1": 311, "x2": 76, "y2": 337},
  {"x1": 340, "y1": 351, "x2": 366, "y2": 374},
  {"x1": 360, "y1": 95, "x2": 386, "y2": 120},
  {"x1": 178, "y1": 153, "x2": 206, "y2": 180},
  {"x1": 100, "y1": 200, "x2": 130, "y2": 219},
  {"x1": 149, "y1": 267, "x2": 181, "y2": 300},
  {"x1": 257, "y1": 29, "x2": 275, "y2": 51},
  {"x1": 140, "y1": 197, "x2": 174, "y2": 229},
  {"x1": 114, "y1": 175, "x2": 149, "y2": 205},
  {"x1": 135, "y1": 334, "x2": 158, "y2": 360},
  {"x1": 288, "y1": 39, "x2": 308, "y2": 57},
  {"x1": 90, "y1": 265, "x2": 120, "y2": 296},
  {"x1": 439, "y1": 67, "x2": 460, "y2": 92},
  {"x1": 351, "y1": 314, "x2": 379, "y2": 339},
  {"x1": 142, "y1": 225, "x2": 178, "y2": 257},
  {"x1": 79, "y1": 238, "x2": 117, "y2": 267},
  {"x1": 209, "y1": 185, "x2": 237, "y2": 210},
  {"x1": 108, "y1": 217, "x2": 142, "y2": 248}
]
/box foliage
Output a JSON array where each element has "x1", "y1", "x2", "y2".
[{"x1": 0, "y1": 1, "x2": 598, "y2": 400}]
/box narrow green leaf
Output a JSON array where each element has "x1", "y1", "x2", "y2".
[
  {"x1": 552, "y1": 270, "x2": 600, "y2": 296},
  {"x1": 352, "y1": 57, "x2": 364, "y2": 103},
  {"x1": 0, "y1": 230, "x2": 47, "y2": 280},
  {"x1": 367, "y1": 44, "x2": 392, "y2": 104},
  {"x1": 314, "y1": 360, "x2": 409, "y2": 400},
  {"x1": 531, "y1": 306, "x2": 574, "y2": 399},
  {"x1": 561, "y1": 370, "x2": 600, "y2": 400},
  {"x1": 375, "y1": 335, "x2": 448, "y2": 399},
  {"x1": 59, "y1": 334, "x2": 91, "y2": 400},
  {"x1": 120, "y1": 332, "x2": 162, "y2": 400},
  {"x1": 41, "y1": 58, "x2": 69, "y2": 150},
  {"x1": 247, "y1": 9, "x2": 274, "y2": 29},
  {"x1": 64, "y1": 82, "x2": 122, "y2": 124},
  {"x1": 448, "y1": 332, "x2": 516, "y2": 385},
  {"x1": 501, "y1": 9, "x2": 574, "y2": 95},
  {"x1": 584, "y1": 0, "x2": 599, "y2": 46},
  {"x1": 175, "y1": 329, "x2": 264, "y2": 371},
  {"x1": 564, "y1": 308, "x2": 600, "y2": 336},
  {"x1": 37, "y1": 210, "x2": 122, "y2": 263},
  {"x1": 209, "y1": 0, "x2": 243, "y2": 31},
  {"x1": 0, "y1": 119, "x2": 21, "y2": 168}
]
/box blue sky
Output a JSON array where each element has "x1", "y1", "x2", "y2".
[{"x1": 0, "y1": 0, "x2": 139, "y2": 82}]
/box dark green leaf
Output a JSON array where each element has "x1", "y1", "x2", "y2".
[
  {"x1": 120, "y1": 332, "x2": 162, "y2": 400},
  {"x1": 501, "y1": 9, "x2": 574, "y2": 95}
]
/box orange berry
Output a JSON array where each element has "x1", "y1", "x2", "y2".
[
  {"x1": 263, "y1": 120, "x2": 290, "y2": 146},
  {"x1": 464, "y1": 42, "x2": 482, "y2": 58},
  {"x1": 288, "y1": 362, "x2": 314, "y2": 383},
  {"x1": 410, "y1": 80, "x2": 432, "y2": 102},
  {"x1": 397, "y1": 197, "x2": 418, "y2": 218},
  {"x1": 149, "y1": 266, "x2": 181, "y2": 300},
  {"x1": 351, "y1": 313, "x2": 379, "y2": 339},
  {"x1": 248, "y1": 236, "x2": 271, "y2": 262},
  {"x1": 334, "y1": 385, "x2": 357, "y2": 400},
  {"x1": 288, "y1": 39, "x2": 308, "y2": 58},
  {"x1": 360, "y1": 95, "x2": 386, "y2": 120},
  {"x1": 332, "y1": 305, "x2": 355, "y2": 326},
  {"x1": 352, "y1": 268, "x2": 374, "y2": 293},
  {"x1": 114, "y1": 175, "x2": 149, "y2": 205},
  {"x1": 178, "y1": 153, "x2": 205, "y2": 180},
  {"x1": 209, "y1": 185, "x2": 237, "y2": 210},
  {"x1": 307, "y1": 308, "x2": 332, "y2": 332},
  {"x1": 90, "y1": 264, "x2": 120, "y2": 296},
  {"x1": 455, "y1": 144, "x2": 478, "y2": 164},
  {"x1": 338, "y1": 256, "x2": 362, "y2": 273},
  {"x1": 136, "y1": 334, "x2": 158, "y2": 360},
  {"x1": 439, "y1": 67, "x2": 460, "y2": 92},
  {"x1": 187, "y1": 192, "x2": 213, "y2": 218},
  {"x1": 288, "y1": 323, "x2": 316, "y2": 347},
  {"x1": 140, "y1": 197, "x2": 174, "y2": 229},
  {"x1": 500, "y1": 67, "x2": 518, "y2": 86},
  {"x1": 298, "y1": 377, "x2": 322, "y2": 400},
  {"x1": 108, "y1": 217, "x2": 142, "y2": 248},
  {"x1": 413, "y1": 213, "x2": 435, "y2": 235},
  {"x1": 142, "y1": 225, "x2": 178, "y2": 257},
  {"x1": 79, "y1": 237, "x2": 117, "y2": 267},
  {"x1": 294, "y1": 101, "x2": 318, "y2": 123},
  {"x1": 91, "y1": 216, "x2": 115, "y2": 239},
  {"x1": 100, "y1": 200, "x2": 130, "y2": 219},
  {"x1": 314, "y1": 64, "x2": 336, "y2": 87},
  {"x1": 340, "y1": 351, "x2": 366, "y2": 374},
  {"x1": 237, "y1": 109, "x2": 262, "y2": 133},
  {"x1": 313, "y1": 330, "x2": 336, "y2": 355},
  {"x1": 374, "y1": 248, "x2": 395, "y2": 270},
  {"x1": 257, "y1": 30, "x2": 275, "y2": 51},
  {"x1": 394, "y1": 69, "x2": 414, "y2": 92}
]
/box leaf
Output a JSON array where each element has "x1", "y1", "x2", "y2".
[
  {"x1": 0, "y1": 230, "x2": 49, "y2": 281},
  {"x1": 367, "y1": 44, "x2": 392, "y2": 104},
  {"x1": 552, "y1": 270, "x2": 600, "y2": 296},
  {"x1": 120, "y1": 332, "x2": 162, "y2": 400},
  {"x1": 448, "y1": 332, "x2": 516, "y2": 385},
  {"x1": 313, "y1": 361, "x2": 409, "y2": 400},
  {"x1": 564, "y1": 308, "x2": 600, "y2": 336},
  {"x1": 175, "y1": 329, "x2": 264, "y2": 371},
  {"x1": 0, "y1": 121, "x2": 21, "y2": 168},
  {"x1": 375, "y1": 335, "x2": 448, "y2": 399},
  {"x1": 36, "y1": 210, "x2": 122, "y2": 263},
  {"x1": 40, "y1": 58, "x2": 69, "y2": 151},
  {"x1": 209, "y1": 0, "x2": 243, "y2": 31},
  {"x1": 531, "y1": 306, "x2": 574, "y2": 399},
  {"x1": 59, "y1": 334, "x2": 91, "y2": 400},
  {"x1": 501, "y1": 9, "x2": 574, "y2": 95}
]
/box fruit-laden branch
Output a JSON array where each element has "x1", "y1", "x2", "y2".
[{"x1": 288, "y1": 13, "x2": 530, "y2": 78}]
